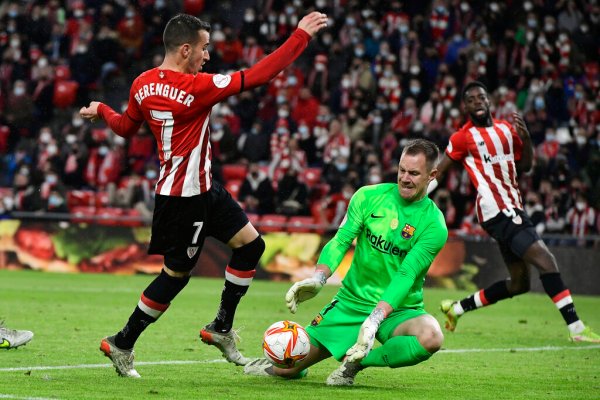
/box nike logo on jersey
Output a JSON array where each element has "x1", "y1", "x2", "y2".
[
  {"x1": 370, "y1": 213, "x2": 384, "y2": 218},
  {"x1": 0, "y1": 339, "x2": 10, "y2": 348}
]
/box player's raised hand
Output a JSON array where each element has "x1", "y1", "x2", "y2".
[
  {"x1": 512, "y1": 112, "x2": 530, "y2": 139},
  {"x1": 285, "y1": 270, "x2": 327, "y2": 313},
  {"x1": 297, "y1": 12, "x2": 328, "y2": 37},
  {"x1": 80, "y1": 101, "x2": 101, "y2": 123}
]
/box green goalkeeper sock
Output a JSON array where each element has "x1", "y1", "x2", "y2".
[{"x1": 360, "y1": 335, "x2": 431, "y2": 368}]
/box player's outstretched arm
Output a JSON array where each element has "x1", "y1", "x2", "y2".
[
  {"x1": 80, "y1": 100, "x2": 141, "y2": 138},
  {"x1": 285, "y1": 266, "x2": 330, "y2": 313},
  {"x1": 242, "y1": 12, "x2": 328, "y2": 91},
  {"x1": 427, "y1": 153, "x2": 455, "y2": 195}
]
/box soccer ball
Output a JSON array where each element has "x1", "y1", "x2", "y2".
[{"x1": 262, "y1": 320, "x2": 310, "y2": 368}]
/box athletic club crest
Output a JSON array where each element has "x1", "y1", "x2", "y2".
[
  {"x1": 187, "y1": 246, "x2": 199, "y2": 258},
  {"x1": 401, "y1": 224, "x2": 416, "y2": 239}
]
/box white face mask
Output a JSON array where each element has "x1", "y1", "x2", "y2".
[
  {"x1": 13, "y1": 86, "x2": 25, "y2": 96},
  {"x1": 66, "y1": 134, "x2": 77, "y2": 144},
  {"x1": 40, "y1": 131, "x2": 52, "y2": 144},
  {"x1": 575, "y1": 201, "x2": 585, "y2": 211}
]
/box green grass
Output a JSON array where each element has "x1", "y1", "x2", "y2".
[{"x1": 1, "y1": 269, "x2": 599, "y2": 400}]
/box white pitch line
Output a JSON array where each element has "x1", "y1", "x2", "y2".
[
  {"x1": 0, "y1": 345, "x2": 598, "y2": 373},
  {"x1": 0, "y1": 359, "x2": 226, "y2": 372},
  {"x1": 0, "y1": 395, "x2": 57, "y2": 400},
  {"x1": 439, "y1": 344, "x2": 600, "y2": 353}
]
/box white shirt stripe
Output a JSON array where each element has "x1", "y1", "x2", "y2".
[{"x1": 160, "y1": 156, "x2": 182, "y2": 195}]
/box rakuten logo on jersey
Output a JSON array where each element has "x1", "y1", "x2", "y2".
[{"x1": 365, "y1": 229, "x2": 407, "y2": 257}]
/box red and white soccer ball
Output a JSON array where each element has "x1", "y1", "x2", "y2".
[{"x1": 262, "y1": 320, "x2": 310, "y2": 368}]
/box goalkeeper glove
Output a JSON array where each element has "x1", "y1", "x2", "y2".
[
  {"x1": 285, "y1": 270, "x2": 327, "y2": 313},
  {"x1": 345, "y1": 308, "x2": 386, "y2": 362}
]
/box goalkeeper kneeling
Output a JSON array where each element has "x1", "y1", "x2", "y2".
[{"x1": 244, "y1": 139, "x2": 448, "y2": 386}]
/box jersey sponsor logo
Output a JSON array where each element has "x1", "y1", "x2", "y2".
[
  {"x1": 370, "y1": 213, "x2": 384, "y2": 218},
  {"x1": 401, "y1": 224, "x2": 416, "y2": 239},
  {"x1": 187, "y1": 246, "x2": 199, "y2": 258},
  {"x1": 482, "y1": 153, "x2": 514, "y2": 164},
  {"x1": 212, "y1": 74, "x2": 232, "y2": 89},
  {"x1": 365, "y1": 228, "x2": 408, "y2": 257}
]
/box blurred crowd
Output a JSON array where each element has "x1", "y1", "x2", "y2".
[{"x1": 0, "y1": 0, "x2": 599, "y2": 245}]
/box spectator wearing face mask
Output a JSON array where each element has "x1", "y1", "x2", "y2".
[
  {"x1": 10, "y1": 168, "x2": 42, "y2": 212},
  {"x1": 319, "y1": 181, "x2": 355, "y2": 229},
  {"x1": 45, "y1": 188, "x2": 69, "y2": 213},
  {"x1": 6, "y1": 80, "x2": 34, "y2": 138},
  {"x1": 238, "y1": 163, "x2": 275, "y2": 216},
  {"x1": 524, "y1": 192, "x2": 547, "y2": 235},
  {"x1": 566, "y1": 193, "x2": 596, "y2": 246}
]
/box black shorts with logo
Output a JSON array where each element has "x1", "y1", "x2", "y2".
[
  {"x1": 148, "y1": 180, "x2": 249, "y2": 272},
  {"x1": 480, "y1": 208, "x2": 540, "y2": 264}
]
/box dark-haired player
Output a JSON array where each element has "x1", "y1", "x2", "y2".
[
  {"x1": 430, "y1": 81, "x2": 599, "y2": 343},
  {"x1": 80, "y1": 11, "x2": 328, "y2": 377}
]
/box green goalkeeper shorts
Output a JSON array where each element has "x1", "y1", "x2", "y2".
[{"x1": 305, "y1": 299, "x2": 428, "y2": 361}]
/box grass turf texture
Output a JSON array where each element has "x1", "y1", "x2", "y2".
[{"x1": 1, "y1": 269, "x2": 599, "y2": 400}]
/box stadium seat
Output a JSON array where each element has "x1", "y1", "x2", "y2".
[
  {"x1": 120, "y1": 208, "x2": 144, "y2": 227},
  {"x1": 54, "y1": 65, "x2": 71, "y2": 81},
  {"x1": 222, "y1": 164, "x2": 247, "y2": 181},
  {"x1": 225, "y1": 179, "x2": 242, "y2": 200},
  {"x1": 95, "y1": 207, "x2": 125, "y2": 226},
  {"x1": 287, "y1": 216, "x2": 317, "y2": 233},
  {"x1": 95, "y1": 191, "x2": 110, "y2": 207},
  {"x1": 257, "y1": 214, "x2": 288, "y2": 233},
  {"x1": 0, "y1": 125, "x2": 9, "y2": 153},
  {"x1": 70, "y1": 206, "x2": 97, "y2": 224},
  {"x1": 246, "y1": 212, "x2": 260, "y2": 227},
  {"x1": 184, "y1": 0, "x2": 205, "y2": 15},
  {"x1": 53, "y1": 80, "x2": 79, "y2": 108},
  {"x1": 67, "y1": 190, "x2": 95, "y2": 208},
  {"x1": 301, "y1": 167, "x2": 322, "y2": 188}
]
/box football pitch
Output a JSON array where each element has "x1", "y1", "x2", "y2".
[{"x1": 1, "y1": 269, "x2": 599, "y2": 400}]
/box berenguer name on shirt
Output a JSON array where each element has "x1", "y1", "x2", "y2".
[{"x1": 134, "y1": 83, "x2": 195, "y2": 107}]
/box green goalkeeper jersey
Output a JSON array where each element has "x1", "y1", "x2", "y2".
[{"x1": 317, "y1": 183, "x2": 448, "y2": 312}]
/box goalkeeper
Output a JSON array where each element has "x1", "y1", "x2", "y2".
[{"x1": 244, "y1": 139, "x2": 448, "y2": 385}]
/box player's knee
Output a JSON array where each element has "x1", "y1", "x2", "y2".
[
  {"x1": 230, "y1": 235, "x2": 265, "y2": 271},
  {"x1": 419, "y1": 328, "x2": 444, "y2": 353}
]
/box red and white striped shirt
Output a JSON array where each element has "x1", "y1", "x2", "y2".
[
  {"x1": 98, "y1": 29, "x2": 311, "y2": 197},
  {"x1": 446, "y1": 119, "x2": 524, "y2": 222}
]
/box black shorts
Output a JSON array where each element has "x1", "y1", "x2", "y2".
[
  {"x1": 480, "y1": 208, "x2": 540, "y2": 264},
  {"x1": 148, "y1": 180, "x2": 249, "y2": 272}
]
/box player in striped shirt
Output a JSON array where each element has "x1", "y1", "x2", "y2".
[
  {"x1": 80, "y1": 12, "x2": 328, "y2": 377},
  {"x1": 430, "y1": 81, "x2": 599, "y2": 343}
]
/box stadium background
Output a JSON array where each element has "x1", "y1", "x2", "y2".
[{"x1": 0, "y1": 1, "x2": 598, "y2": 288}]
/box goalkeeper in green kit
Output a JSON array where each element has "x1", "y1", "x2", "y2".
[{"x1": 244, "y1": 139, "x2": 448, "y2": 385}]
